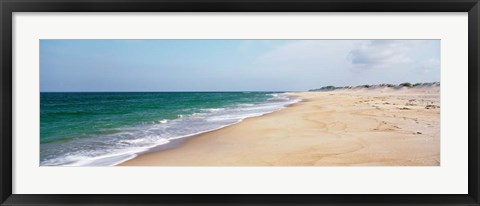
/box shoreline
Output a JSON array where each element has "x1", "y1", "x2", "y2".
[
  {"x1": 120, "y1": 87, "x2": 440, "y2": 166},
  {"x1": 113, "y1": 97, "x2": 302, "y2": 166}
]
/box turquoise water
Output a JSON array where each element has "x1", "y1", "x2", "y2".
[{"x1": 40, "y1": 92, "x2": 299, "y2": 166}]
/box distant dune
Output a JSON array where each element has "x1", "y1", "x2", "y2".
[{"x1": 309, "y1": 82, "x2": 440, "y2": 92}]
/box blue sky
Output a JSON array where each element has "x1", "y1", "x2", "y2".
[{"x1": 40, "y1": 40, "x2": 440, "y2": 92}]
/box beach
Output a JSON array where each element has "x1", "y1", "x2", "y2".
[{"x1": 120, "y1": 87, "x2": 440, "y2": 166}]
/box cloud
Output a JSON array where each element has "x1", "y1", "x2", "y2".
[
  {"x1": 250, "y1": 40, "x2": 440, "y2": 89},
  {"x1": 347, "y1": 40, "x2": 414, "y2": 69}
]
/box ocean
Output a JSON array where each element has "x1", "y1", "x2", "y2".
[{"x1": 40, "y1": 92, "x2": 300, "y2": 166}]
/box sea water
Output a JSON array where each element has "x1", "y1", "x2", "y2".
[{"x1": 40, "y1": 92, "x2": 300, "y2": 166}]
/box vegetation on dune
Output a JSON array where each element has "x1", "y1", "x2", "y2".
[
  {"x1": 320, "y1": 86, "x2": 336, "y2": 90},
  {"x1": 308, "y1": 82, "x2": 440, "y2": 92}
]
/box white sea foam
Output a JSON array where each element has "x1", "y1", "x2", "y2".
[
  {"x1": 201, "y1": 108, "x2": 226, "y2": 112},
  {"x1": 158, "y1": 119, "x2": 168, "y2": 124}
]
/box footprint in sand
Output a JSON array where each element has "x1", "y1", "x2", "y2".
[{"x1": 372, "y1": 121, "x2": 398, "y2": 131}]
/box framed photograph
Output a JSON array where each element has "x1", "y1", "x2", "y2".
[{"x1": 1, "y1": 0, "x2": 479, "y2": 205}]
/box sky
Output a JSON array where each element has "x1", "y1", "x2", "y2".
[{"x1": 40, "y1": 39, "x2": 440, "y2": 92}]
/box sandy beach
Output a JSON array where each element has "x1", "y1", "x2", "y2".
[{"x1": 120, "y1": 87, "x2": 440, "y2": 166}]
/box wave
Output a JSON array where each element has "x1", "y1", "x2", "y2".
[{"x1": 40, "y1": 93, "x2": 301, "y2": 166}]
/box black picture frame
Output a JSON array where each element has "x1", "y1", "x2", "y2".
[{"x1": 1, "y1": 0, "x2": 479, "y2": 205}]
